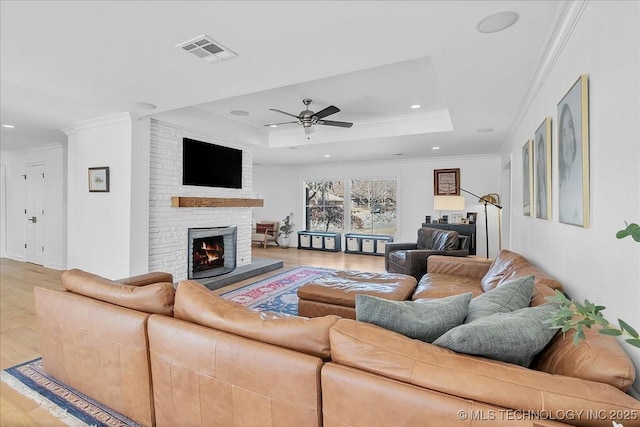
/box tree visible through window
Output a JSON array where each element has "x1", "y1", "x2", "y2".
[
  {"x1": 304, "y1": 181, "x2": 344, "y2": 232},
  {"x1": 303, "y1": 179, "x2": 397, "y2": 236},
  {"x1": 350, "y1": 179, "x2": 397, "y2": 235}
]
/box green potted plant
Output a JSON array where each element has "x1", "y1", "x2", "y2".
[
  {"x1": 279, "y1": 212, "x2": 295, "y2": 248},
  {"x1": 546, "y1": 221, "x2": 640, "y2": 349}
]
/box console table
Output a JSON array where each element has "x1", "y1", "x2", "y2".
[{"x1": 421, "y1": 223, "x2": 476, "y2": 255}]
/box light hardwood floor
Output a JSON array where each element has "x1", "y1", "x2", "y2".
[{"x1": 0, "y1": 247, "x2": 386, "y2": 426}]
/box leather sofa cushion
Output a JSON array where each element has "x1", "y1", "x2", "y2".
[
  {"x1": 480, "y1": 250, "x2": 564, "y2": 293},
  {"x1": 413, "y1": 273, "x2": 483, "y2": 300},
  {"x1": 62, "y1": 269, "x2": 175, "y2": 316},
  {"x1": 329, "y1": 319, "x2": 640, "y2": 422},
  {"x1": 533, "y1": 325, "x2": 636, "y2": 391},
  {"x1": 388, "y1": 251, "x2": 407, "y2": 266},
  {"x1": 116, "y1": 271, "x2": 173, "y2": 287},
  {"x1": 416, "y1": 227, "x2": 458, "y2": 250},
  {"x1": 174, "y1": 280, "x2": 339, "y2": 359}
]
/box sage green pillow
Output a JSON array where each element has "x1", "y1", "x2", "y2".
[
  {"x1": 433, "y1": 303, "x2": 559, "y2": 367},
  {"x1": 355, "y1": 293, "x2": 472, "y2": 343},
  {"x1": 465, "y1": 274, "x2": 535, "y2": 323}
]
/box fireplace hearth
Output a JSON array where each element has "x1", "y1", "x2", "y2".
[{"x1": 188, "y1": 226, "x2": 237, "y2": 279}]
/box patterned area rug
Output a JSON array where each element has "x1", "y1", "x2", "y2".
[
  {"x1": 220, "y1": 266, "x2": 334, "y2": 315},
  {"x1": 1, "y1": 358, "x2": 142, "y2": 426},
  {"x1": 2, "y1": 266, "x2": 334, "y2": 426}
]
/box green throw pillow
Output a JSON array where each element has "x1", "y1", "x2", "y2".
[
  {"x1": 465, "y1": 274, "x2": 535, "y2": 323},
  {"x1": 433, "y1": 303, "x2": 560, "y2": 367},
  {"x1": 355, "y1": 293, "x2": 472, "y2": 343}
]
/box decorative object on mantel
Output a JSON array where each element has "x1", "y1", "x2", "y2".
[
  {"x1": 88, "y1": 166, "x2": 109, "y2": 192},
  {"x1": 171, "y1": 196, "x2": 263, "y2": 208},
  {"x1": 279, "y1": 212, "x2": 295, "y2": 248},
  {"x1": 546, "y1": 221, "x2": 640, "y2": 349}
]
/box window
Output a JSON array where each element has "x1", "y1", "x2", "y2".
[
  {"x1": 304, "y1": 181, "x2": 345, "y2": 232},
  {"x1": 350, "y1": 179, "x2": 397, "y2": 235},
  {"x1": 304, "y1": 178, "x2": 397, "y2": 236}
]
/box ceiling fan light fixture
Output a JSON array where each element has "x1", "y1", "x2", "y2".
[{"x1": 410, "y1": 104, "x2": 421, "y2": 109}]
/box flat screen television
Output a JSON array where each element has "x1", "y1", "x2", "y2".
[{"x1": 182, "y1": 138, "x2": 243, "y2": 189}]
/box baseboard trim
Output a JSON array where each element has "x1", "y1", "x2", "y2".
[{"x1": 44, "y1": 262, "x2": 66, "y2": 271}]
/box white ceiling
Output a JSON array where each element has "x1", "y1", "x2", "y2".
[{"x1": 0, "y1": 1, "x2": 562, "y2": 166}]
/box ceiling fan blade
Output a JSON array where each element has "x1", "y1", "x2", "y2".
[
  {"x1": 317, "y1": 119, "x2": 353, "y2": 128},
  {"x1": 269, "y1": 108, "x2": 300, "y2": 119},
  {"x1": 263, "y1": 121, "x2": 299, "y2": 127},
  {"x1": 313, "y1": 105, "x2": 340, "y2": 119}
]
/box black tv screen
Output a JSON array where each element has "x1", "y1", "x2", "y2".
[{"x1": 182, "y1": 138, "x2": 243, "y2": 189}]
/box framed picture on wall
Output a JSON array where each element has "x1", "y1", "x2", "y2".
[
  {"x1": 522, "y1": 140, "x2": 533, "y2": 216},
  {"x1": 558, "y1": 74, "x2": 589, "y2": 227},
  {"x1": 534, "y1": 117, "x2": 552, "y2": 220},
  {"x1": 88, "y1": 167, "x2": 110, "y2": 192},
  {"x1": 433, "y1": 168, "x2": 460, "y2": 195}
]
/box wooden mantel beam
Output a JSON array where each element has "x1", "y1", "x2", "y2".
[{"x1": 171, "y1": 197, "x2": 264, "y2": 208}]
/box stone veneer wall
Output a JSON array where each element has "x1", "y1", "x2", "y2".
[{"x1": 148, "y1": 119, "x2": 254, "y2": 282}]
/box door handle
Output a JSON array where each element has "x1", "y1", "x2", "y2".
[{"x1": 27, "y1": 216, "x2": 37, "y2": 223}]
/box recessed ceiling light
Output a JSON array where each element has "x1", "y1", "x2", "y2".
[
  {"x1": 477, "y1": 11, "x2": 519, "y2": 33},
  {"x1": 288, "y1": 146, "x2": 298, "y2": 150},
  {"x1": 135, "y1": 102, "x2": 157, "y2": 110},
  {"x1": 477, "y1": 128, "x2": 495, "y2": 133},
  {"x1": 432, "y1": 146, "x2": 440, "y2": 150},
  {"x1": 323, "y1": 154, "x2": 331, "y2": 158},
  {"x1": 410, "y1": 104, "x2": 421, "y2": 109},
  {"x1": 230, "y1": 110, "x2": 249, "y2": 116},
  {"x1": 1, "y1": 124, "x2": 15, "y2": 128},
  {"x1": 391, "y1": 153, "x2": 403, "y2": 156},
  {"x1": 269, "y1": 124, "x2": 278, "y2": 128}
]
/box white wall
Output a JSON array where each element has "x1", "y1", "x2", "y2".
[
  {"x1": 0, "y1": 144, "x2": 66, "y2": 269},
  {"x1": 503, "y1": 1, "x2": 640, "y2": 393},
  {"x1": 254, "y1": 155, "x2": 502, "y2": 258},
  {"x1": 65, "y1": 113, "x2": 142, "y2": 279}
]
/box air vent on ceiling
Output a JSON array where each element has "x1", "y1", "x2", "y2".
[{"x1": 175, "y1": 35, "x2": 237, "y2": 63}]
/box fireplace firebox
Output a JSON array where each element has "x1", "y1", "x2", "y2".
[{"x1": 188, "y1": 226, "x2": 237, "y2": 279}]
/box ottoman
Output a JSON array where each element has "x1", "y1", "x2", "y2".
[{"x1": 297, "y1": 270, "x2": 418, "y2": 319}]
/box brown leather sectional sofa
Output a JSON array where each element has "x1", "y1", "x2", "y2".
[{"x1": 33, "y1": 251, "x2": 640, "y2": 426}]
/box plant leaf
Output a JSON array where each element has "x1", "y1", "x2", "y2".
[
  {"x1": 599, "y1": 328, "x2": 623, "y2": 336},
  {"x1": 618, "y1": 319, "x2": 640, "y2": 339},
  {"x1": 625, "y1": 338, "x2": 640, "y2": 349}
]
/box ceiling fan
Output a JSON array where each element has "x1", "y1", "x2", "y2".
[{"x1": 264, "y1": 99, "x2": 353, "y2": 135}]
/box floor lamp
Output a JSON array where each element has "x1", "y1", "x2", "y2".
[{"x1": 457, "y1": 188, "x2": 502, "y2": 258}]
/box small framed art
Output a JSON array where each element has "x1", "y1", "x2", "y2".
[
  {"x1": 433, "y1": 168, "x2": 460, "y2": 195},
  {"x1": 88, "y1": 167, "x2": 110, "y2": 192},
  {"x1": 522, "y1": 140, "x2": 533, "y2": 216}
]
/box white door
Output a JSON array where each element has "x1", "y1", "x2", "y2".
[{"x1": 25, "y1": 164, "x2": 46, "y2": 265}]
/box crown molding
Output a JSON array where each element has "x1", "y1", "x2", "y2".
[
  {"x1": 62, "y1": 112, "x2": 136, "y2": 136},
  {"x1": 501, "y1": 0, "x2": 589, "y2": 152}
]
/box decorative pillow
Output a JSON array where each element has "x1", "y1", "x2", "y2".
[
  {"x1": 355, "y1": 293, "x2": 472, "y2": 343},
  {"x1": 433, "y1": 303, "x2": 559, "y2": 367},
  {"x1": 255, "y1": 223, "x2": 274, "y2": 234},
  {"x1": 465, "y1": 274, "x2": 534, "y2": 323},
  {"x1": 174, "y1": 280, "x2": 339, "y2": 359},
  {"x1": 62, "y1": 269, "x2": 175, "y2": 316}
]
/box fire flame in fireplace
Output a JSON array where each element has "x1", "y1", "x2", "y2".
[{"x1": 193, "y1": 237, "x2": 224, "y2": 272}]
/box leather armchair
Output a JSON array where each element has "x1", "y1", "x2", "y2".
[{"x1": 384, "y1": 227, "x2": 469, "y2": 280}]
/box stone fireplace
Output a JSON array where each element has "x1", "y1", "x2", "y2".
[{"x1": 188, "y1": 226, "x2": 237, "y2": 279}]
